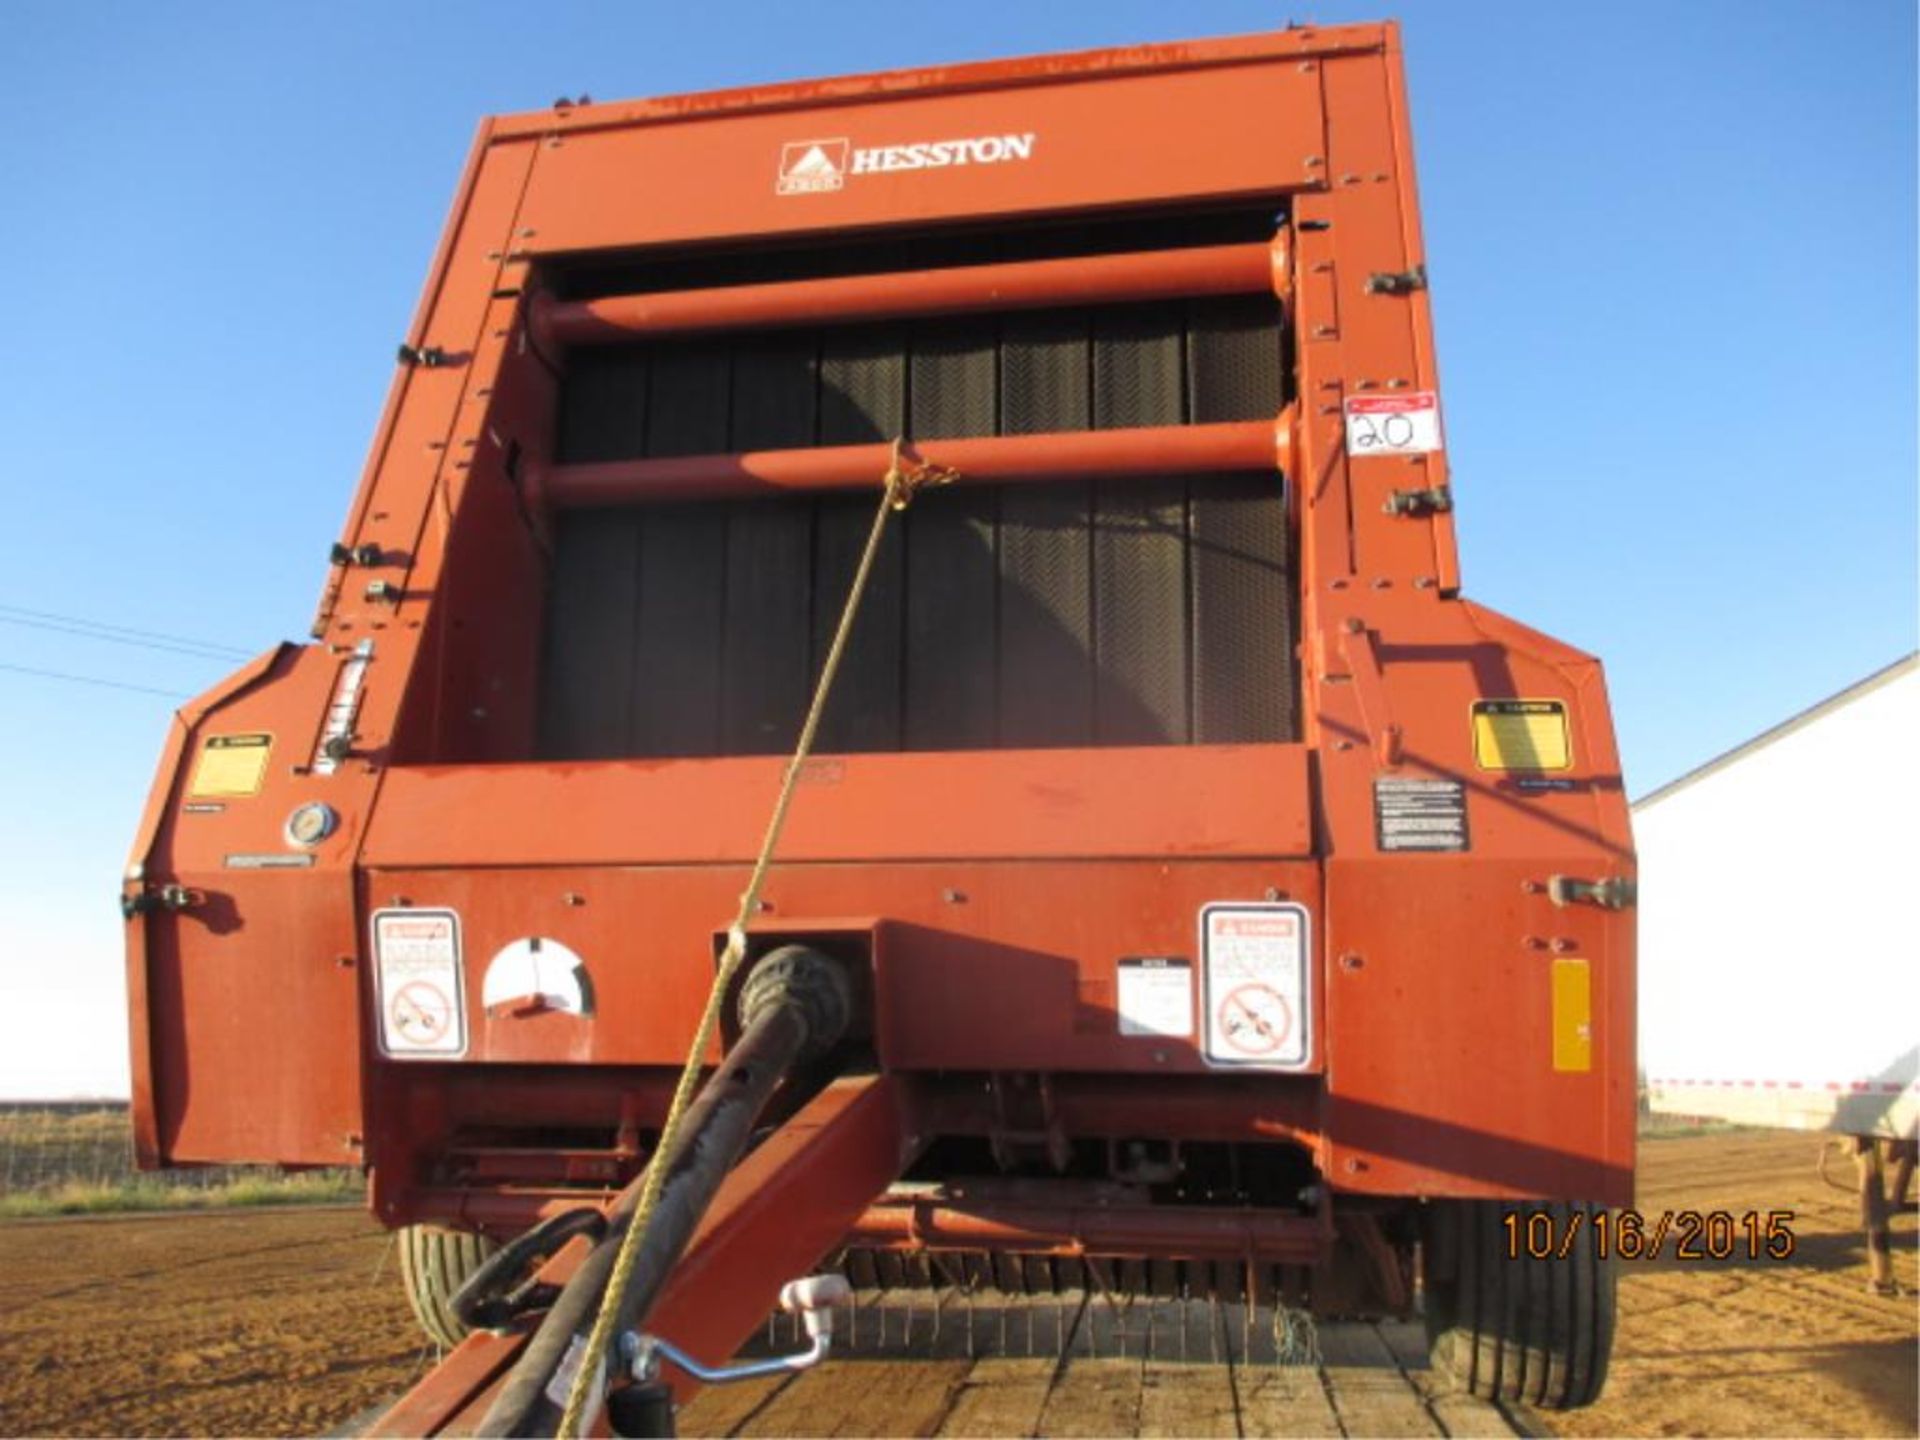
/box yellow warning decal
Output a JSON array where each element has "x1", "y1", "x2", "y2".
[
  {"x1": 1472, "y1": 699, "x2": 1571, "y2": 771},
  {"x1": 189, "y1": 733, "x2": 272, "y2": 798},
  {"x1": 1551, "y1": 958, "x2": 1592, "y2": 1073}
]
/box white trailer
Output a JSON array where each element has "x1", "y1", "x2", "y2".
[
  {"x1": 1636, "y1": 655, "x2": 1917, "y2": 1291},
  {"x1": 1638, "y1": 654, "x2": 1918, "y2": 1135}
]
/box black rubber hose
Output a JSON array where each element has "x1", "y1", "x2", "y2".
[
  {"x1": 474, "y1": 946, "x2": 849, "y2": 1438},
  {"x1": 452, "y1": 1208, "x2": 608, "y2": 1332}
]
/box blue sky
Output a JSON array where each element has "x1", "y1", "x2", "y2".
[{"x1": 1, "y1": 1, "x2": 1913, "y2": 1097}]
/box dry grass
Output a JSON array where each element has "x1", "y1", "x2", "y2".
[{"x1": 0, "y1": 1102, "x2": 359, "y2": 1218}]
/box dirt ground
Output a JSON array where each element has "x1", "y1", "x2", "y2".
[
  {"x1": 1533, "y1": 1129, "x2": 1917, "y2": 1440},
  {"x1": 0, "y1": 1206, "x2": 430, "y2": 1437},
  {"x1": 0, "y1": 1129, "x2": 1911, "y2": 1438}
]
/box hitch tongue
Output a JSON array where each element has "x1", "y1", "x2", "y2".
[{"x1": 471, "y1": 946, "x2": 854, "y2": 1439}]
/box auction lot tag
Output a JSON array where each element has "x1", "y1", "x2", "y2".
[
  {"x1": 372, "y1": 908, "x2": 467, "y2": 1058},
  {"x1": 1344, "y1": 391, "x2": 1443, "y2": 456},
  {"x1": 1200, "y1": 903, "x2": 1310, "y2": 1069}
]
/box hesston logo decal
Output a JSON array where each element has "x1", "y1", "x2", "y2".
[
  {"x1": 777, "y1": 133, "x2": 1037, "y2": 195},
  {"x1": 776, "y1": 139, "x2": 850, "y2": 195}
]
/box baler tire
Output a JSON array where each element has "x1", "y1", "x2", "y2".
[
  {"x1": 1423, "y1": 1200, "x2": 1615, "y2": 1411},
  {"x1": 399, "y1": 1224, "x2": 499, "y2": 1350}
]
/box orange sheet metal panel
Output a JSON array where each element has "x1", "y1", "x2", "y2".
[
  {"x1": 131, "y1": 646, "x2": 367, "y2": 1166},
  {"x1": 512, "y1": 59, "x2": 1324, "y2": 254},
  {"x1": 359, "y1": 857, "x2": 1324, "y2": 1075},
  {"x1": 365, "y1": 745, "x2": 1310, "y2": 868},
  {"x1": 1314, "y1": 598, "x2": 1635, "y2": 1204},
  {"x1": 1323, "y1": 854, "x2": 1632, "y2": 1202}
]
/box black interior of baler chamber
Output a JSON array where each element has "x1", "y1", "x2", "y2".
[{"x1": 539, "y1": 270, "x2": 1299, "y2": 761}]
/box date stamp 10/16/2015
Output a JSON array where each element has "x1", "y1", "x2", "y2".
[{"x1": 1504, "y1": 1209, "x2": 1798, "y2": 1263}]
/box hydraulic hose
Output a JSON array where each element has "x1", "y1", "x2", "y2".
[{"x1": 474, "y1": 946, "x2": 848, "y2": 1438}]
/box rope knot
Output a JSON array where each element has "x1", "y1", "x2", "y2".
[{"x1": 883, "y1": 438, "x2": 959, "y2": 511}]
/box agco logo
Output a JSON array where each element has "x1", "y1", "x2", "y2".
[
  {"x1": 776, "y1": 139, "x2": 851, "y2": 195},
  {"x1": 777, "y1": 133, "x2": 1037, "y2": 195}
]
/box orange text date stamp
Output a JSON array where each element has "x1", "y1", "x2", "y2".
[{"x1": 1502, "y1": 1209, "x2": 1797, "y2": 1262}]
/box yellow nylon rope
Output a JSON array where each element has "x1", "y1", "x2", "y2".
[{"x1": 557, "y1": 441, "x2": 954, "y2": 1437}]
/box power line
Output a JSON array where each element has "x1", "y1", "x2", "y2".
[
  {"x1": 0, "y1": 661, "x2": 187, "y2": 700},
  {"x1": 0, "y1": 612, "x2": 252, "y2": 662},
  {"x1": 0, "y1": 603, "x2": 254, "y2": 660}
]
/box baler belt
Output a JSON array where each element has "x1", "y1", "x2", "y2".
[{"x1": 557, "y1": 440, "x2": 955, "y2": 1438}]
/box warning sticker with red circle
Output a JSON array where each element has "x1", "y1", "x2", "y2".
[
  {"x1": 1200, "y1": 903, "x2": 1310, "y2": 1069},
  {"x1": 372, "y1": 908, "x2": 466, "y2": 1058}
]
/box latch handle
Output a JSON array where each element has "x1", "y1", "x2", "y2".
[
  {"x1": 120, "y1": 884, "x2": 200, "y2": 921},
  {"x1": 1384, "y1": 486, "x2": 1453, "y2": 518},
  {"x1": 1365, "y1": 264, "x2": 1428, "y2": 295},
  {"x1": 1548, "y1": 875, "x2": 1636, "y2": 910}
]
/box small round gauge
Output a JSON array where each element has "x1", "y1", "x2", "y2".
[{"x1": 284, "y1": 801, "x2": 339, "y2": 848}]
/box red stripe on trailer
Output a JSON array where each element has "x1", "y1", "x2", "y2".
[{"x1": 1649, "y1": 1078, "x2": 1912, "y2": 1094}]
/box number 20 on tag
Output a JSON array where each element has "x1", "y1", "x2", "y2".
[{"x1": 1344, "y1": 392, "x2": 1444, "y2": 456}]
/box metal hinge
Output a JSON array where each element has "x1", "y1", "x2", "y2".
[
  {"x1": 121, "y1": 884, "x2": 199, "y2": 921},
  {"x1": 396, "y1": 343, "x2": 450, "y2": 368},
  {"x1": 1384, "y1": 486, "x2": 1453, "y2": 517},
  {"x1": 330, "y1": 542, "x2": 382, "y2": 568},
  {"x1": 1365, "y1": 264, "x2": 1428, "y2": 295}
]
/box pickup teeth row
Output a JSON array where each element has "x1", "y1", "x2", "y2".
[{"x1": 750, "y1": 1256, "x2": 1326, "y2": 1366}]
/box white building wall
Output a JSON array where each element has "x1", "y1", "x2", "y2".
[{"x1": 1637, "y1": 662, "x2": 1918, "y2": 1136}]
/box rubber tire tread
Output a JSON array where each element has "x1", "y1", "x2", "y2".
[
  {"x1": 398, "y1": 1224, "x2": 499, "y2": 1351},
  {"x1": 1425, "y1": 1200, "x2": 1616, "y2": 1410}
]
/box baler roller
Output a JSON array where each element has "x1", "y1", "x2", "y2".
[
  {"x1": 533, "y1": 239, "x2": 1285, "y2": 346},
  {"x1": 539, "y1": 416, "x2": 1292, "y2": 507},
  {"x1": 844, "y1": 1196, "x2": 1323, "y2": 1261}
]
